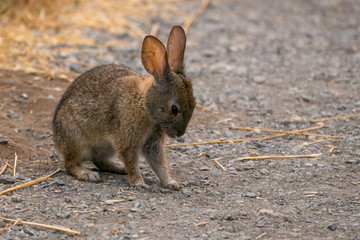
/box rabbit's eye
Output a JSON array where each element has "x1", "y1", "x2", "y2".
[{"x1": 171, "y1": 105, "x2": 179, "y2": 116}]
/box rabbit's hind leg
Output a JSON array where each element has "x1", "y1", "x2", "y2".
[
  {"x1": 64, "y1": 145, "x2": 101, "y2": 182},
  {"x1": 91, "y1": 142, "x2": 127, "y2": 174}
]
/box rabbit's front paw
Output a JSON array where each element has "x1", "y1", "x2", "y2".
[
  {"x1": 77, "y1": 171, "x2": 102, "y2": 183},
  {"x1": 129, "y1": 179, "x2": 149, "y2": 189},
  {"x1": 162, "y1": 179, "x2": 182, "y2": 191},
  {"x1": 133, "y1": 183, "x2": 150, "y2": 190}
]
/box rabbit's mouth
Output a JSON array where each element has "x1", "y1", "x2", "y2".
[
  {"x1": 163, "y1": 127, "x2": 184, "y2": 138},
  {"x1": 165, "y1": 130, "x2": 179, "y2": 138}
]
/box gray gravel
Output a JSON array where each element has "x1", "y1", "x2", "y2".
[{"x1": 1, "y1": 0, "x2": 360, "y2": 239}]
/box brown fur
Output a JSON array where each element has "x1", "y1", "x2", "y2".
[{"x1": 52, "y1": 26, "x2": 195, "y2": 190}]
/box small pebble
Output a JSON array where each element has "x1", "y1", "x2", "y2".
[
  {"x1": 0, "y1": 176, "x2": 16, "y2": 184},
  {"x1": 130, "y1": 208, "x2": 138, "y2": 212},
  {"x1": 243, "y1": 192, "x2": 257, "y2": 198},
  {"x1": 253, "y1": 76, "x2": 266, "y2": 84},
  {"x1": 200, "y1": 166, "x2": 209, "y2": 171},
  {"x1": 344, "y1": 159, "x2": 355, "y2": 164},
  {"x1": 20, "y1": 93, "x2": 28, "y2": 99},
  {"x1": 23, "y1": 228, "x2": 36, "y2": 236},
  {"x1": 182, "y1": 189, "x2": 192, "y2": 197},
  {"x1": 240, "y1": 235, "x2": 251, "y2": 240},
  {"x1": 328, "y1": 223, "x2": 337, "y2": 231},
  {"x1": 0, "y1": 138, "x2": 9, "y2": 145}
]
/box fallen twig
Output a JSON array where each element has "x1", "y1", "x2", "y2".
[
  {"x1": 310, "y1": 113, "x2": 360, "y2": 122},
  {"x1": 0, "y1": 169, "x2": 60, "y2": 196},
  {"x1": 213, "y1": 157, "x2": 226, "y2": 171},
  {"x1": 0, "y1": 161, "x2": 9, "y2": 176},
  {"x1": 233, "y1": 153, "x2": 322, "y2": 161},
  {"x1": 0, "y1": 217, "x2": 82, "y2": 235},
  {"x1": 183, "y1": 0, "x2": 210, "y2": 34}
]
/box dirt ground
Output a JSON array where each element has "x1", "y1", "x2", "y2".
[{"x1": 1, "y1": 0, "x2": 360, "y2": 239}]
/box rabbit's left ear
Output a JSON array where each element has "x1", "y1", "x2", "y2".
[
  {"x1": 141, "y1": 35, "x2": 170, "y2": 82},
  {"x1": 166, "y1": 26, "x2": 186, "y2": 73}
]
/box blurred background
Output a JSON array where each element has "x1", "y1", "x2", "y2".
[{"x1": 0, "y1": 0, "x2": 202, "y2": 80}]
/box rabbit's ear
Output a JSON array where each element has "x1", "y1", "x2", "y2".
[
  {"x1": 141, "y1": 36, "x2": 169, "y2": 81},
  {"x1": 167, "y1": 26, "x2": 186, "y2": 73}
]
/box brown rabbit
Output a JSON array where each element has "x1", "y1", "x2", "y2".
[{"x1": 52, "y1": 26, "x2": 195, "y2": 190}]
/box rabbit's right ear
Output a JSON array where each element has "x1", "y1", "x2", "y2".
[
  {"x1": 141, "y1": 36, "x2": 169, "y2": 82},
  {"x1": 167, "y1": 26, "x2": 186, "y2": 73}
]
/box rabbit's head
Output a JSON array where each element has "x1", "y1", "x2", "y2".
[{"x1": 142, "y1": 26, "x2": 195, "y2": 138}]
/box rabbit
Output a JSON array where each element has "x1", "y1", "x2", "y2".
[{"x1": 52, "y1": 26, "x2": 195, "y2": 190}]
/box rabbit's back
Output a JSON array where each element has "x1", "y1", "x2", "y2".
[{"x1": 53, "y1": 64, "x2": 150, "y2": 144}]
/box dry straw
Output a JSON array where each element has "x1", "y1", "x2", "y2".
[
  {"x1": 0, "y1": 169, "x2": 60, "y2": 196},
  {"x1": 233, "y1": 153, "x2": 322, "y2": 162},
  {"x1": 310, "y1": 113, "x2": 360, "y2": 122},
  {"x1": 166, "y1": 124, "x2": 331, "y2": 148},
  {"x1": 0, "y1": 217, "x2": 82, "y2": 235},
  {"x1": 13, "y1": 153, "x2": 17, "y2": 177},
  {"x1": 0, "y1": 0, "x2": 186, "y2": 79},
  {"x1": 0, "y1": 161, "x2": 9, "y2": 176}
]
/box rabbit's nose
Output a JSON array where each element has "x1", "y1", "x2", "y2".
[{"x1": 176, "y1": 129, "x2": 186, "y2": 137}]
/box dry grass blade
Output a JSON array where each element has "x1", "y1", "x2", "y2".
[
  {"x1": 330, "y1": 77, "x2": 349, "y2": 84},
  {"x1": 310, "y1": 113, "x2": 360, "y2": 122},
  {"x1": 150, "y1": 24, "x2": 160, "y2": 36},
  {"x1": 215, "y1": 118, "x2": 232, "y2": 124},
  {"x1": 302, "y1": 139, "x2": 326, "y2": 147},
  {"x1": 296, "y1": 232, "x2": 313, "y2": 235},
  {"x1": 73, "y1": 209, "x2": 103, "y2": 214},
  {"x1": 166, "y1": 136, "x2": 262, "y2": 148},
  {"x1": 13, "y1": 153, "x2": 17, "y2": 177},
  {"x1": 111, "y1": 226, "x2": 123, "y2": 235},
  {"x1": 233, "y1": 125, "x2": 341, "y2": 139},
  {"x1": 195, "y1": 221, "x2": 209, "y2": 226},
  {"x1": 0, "y1": 161, "x2": 9, "y2": 176},
  {"x1": 0, "y1": 169, "x2": 60, "y2": 196},
  {"x1": 233, "y1": 153, "x2": 322, "y2": 161},
  {"x1": 0, "y1": 222, "x2": 13, "y2": 232},
  {"x1": 234, "y1": 124, "x2": 325, "y2": 133},
  {"x1": 196, "y1": 104, "x2": 219, "y2": 114},
  {"x1": 166, "y1": 125, "x2": 327, "y2": 148},
  {"x1": 255, "y1": 232, "x2": 267, "y2": 239},
  {"x1": 213, "y1": 157, "x2": 226, "y2": 171},
  {"x1": 118, "y1": 188, "x2": 136, "y2": 195},
  {"x1": 183, "y1": 0, "x2": 210, "y2": 34},
  {"x1": 0, "y1": 217, "x2": 82, "y2": 235}
]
